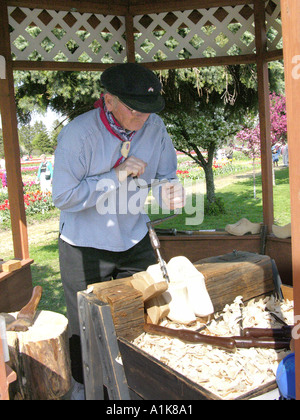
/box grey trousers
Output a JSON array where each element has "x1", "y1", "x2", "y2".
[{"x1": 58, "y1": 233, "x2": 157, "y2": 382}]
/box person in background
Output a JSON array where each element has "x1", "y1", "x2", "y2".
[
  {"x1": 36, "y1": 154, "x2": 53, "y2": 193},
  {"x1": 282, "y1": 143, "x2": 289, "y2": 167},
  {"x1": 272, "y1": 145, "x2": 280, "y2": 167}
]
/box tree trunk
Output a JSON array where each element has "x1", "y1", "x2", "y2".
[
  {"x1": 192, "y1": 144, "x2": 217, "y2": 207},
  {"x1": 6, "y1": 310, "x2": 71, "y2": 400},
  {"x1": 203, "y1": 164, "x2": 216, "y2": 205}
]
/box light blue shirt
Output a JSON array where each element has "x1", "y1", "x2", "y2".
[{"x1": 52, "y1": 109, "x2": 178, "y2": 252}]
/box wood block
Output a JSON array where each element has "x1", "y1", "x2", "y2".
[
  {"x1": 194, "y1": 251, "x2": 274, "y2": 313},
  {"x1": 90, "y1": 277, "x2": 133, "y2": 294},
  {"x1": 93, "y1": 282, "x2": 145, "y2": 341},
  {"x1": 143, "y1": 282, "x2": 168, "y2": 303},
  {"x1": 0, "y1": 260, "x2": 22, "y2": 273}
]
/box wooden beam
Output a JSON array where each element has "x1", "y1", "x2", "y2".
[
  {"x1": 0, "y1": 0, "x2": 29, "y2": 260},
  {"x1": 7, "y1": 0, "x2": 129, "y2": 15},
  {"x1": 11, "y1": 61, "x2": 114, "y2": 72},
  {"x1": 144, "y1": 53, "x2": 257, "y2": 71},
  {"x1": 12, "y1": 53, "x2": 258, "y2": 72},
  {"x1": 7, "y1": 0, "x2": 258, "y2": 15},
  {"x1": 254, "y1": 0, "x2": 274, "y2": 231},
  {"x1": 265, "y1": 49, "x2": 284, "y2": 63},
  {"x1": 125, "y1": 13, "x2": 136, "y2": 63},
  {"x1": 129, "y1": 0, "x2": 255, "y2": 15},
  {"x1": 281, "y1": 0, "x2": 300, "y2": 401}
]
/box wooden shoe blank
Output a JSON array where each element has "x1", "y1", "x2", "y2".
[
  {"x1": 225, "y1": 218, "x2": 261, "y2": 236},
  {"x1": 272, "y1": 223, "x2": 291, "y2": 239},
  {"x1": 147, "y1": 257, "x2": 214, "y2": 323}
]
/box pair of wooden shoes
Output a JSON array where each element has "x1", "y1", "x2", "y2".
[
  {"x1": 146, "y1": 256, "x2": 214, "y2": 325},
  {"x1": 225, "y1": 218, "x2": 291, "y2": 239}
]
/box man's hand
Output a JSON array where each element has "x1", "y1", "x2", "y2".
[
  {"x1": 161, "y1": 181, "x2": 186, "y2": 210},
  {"x1": 115, "y1": 156, "x2": 147, "y2": 183}
]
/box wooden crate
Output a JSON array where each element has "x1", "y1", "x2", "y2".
[
  {"x1": 117, "y1": 338, "x2": 278, "y2": 401},
  {"x1": 78, "y1": 251, "x2": 287, "y2": 400}
]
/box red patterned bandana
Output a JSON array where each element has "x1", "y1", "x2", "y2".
[{"x1": 94, "y1": 95, "x2": 136, "y2": 167}]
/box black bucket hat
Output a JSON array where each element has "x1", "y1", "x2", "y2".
[{"x1": 101, "y1": 63, "x2": 165, "y2": 113}]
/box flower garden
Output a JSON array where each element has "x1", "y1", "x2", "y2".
[
  {"x1": 175, "y1": 153, "x2": 260, "y2": 182},
  {"x1": 0, "y1": 161, "x2": 55, "y2": 227},
  {"x1": 0, "y1": 152, "x2": 274, "y2": 230}
]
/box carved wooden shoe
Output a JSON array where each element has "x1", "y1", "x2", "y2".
[
  {"x1": 225, "y1": 218, "x2": 261, "y2": 236},
  {"x1": 147, "y1": 257, "x2": 214, "y2": 322},
  {"x1": 162, "y1": 282, "x2": 197, "y2": 324},
  {"x1": 147, "y1": 263, "x2": 196, "y2": 324},
  {"x1": 166, "y1": 256, "x2": 214, "y2": 318},
  {"x1": 272, "y1": 223, "x2": 291, "y2": 239}
]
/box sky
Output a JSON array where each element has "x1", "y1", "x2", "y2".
[{"x1": 30, "y1": 109, "x2": 64, "y2": 132}]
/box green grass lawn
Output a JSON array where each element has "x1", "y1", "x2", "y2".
[
  {"x1": 30, "y1": 241, "x2": 67, "y2": 316},
  {"x1": 148, "y1": 167, "x2": 290, "y2": 230}
]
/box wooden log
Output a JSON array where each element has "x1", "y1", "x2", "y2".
[
  {"x1": 0, "y1": 336, "x2": 9, "y2": 400},
  {"x1": 92, "y1": 282, "x2": 145, "y2": 341},
  {"x1": 6, "y1": 310, "x2": 71, "y2": 400},
  {"x1": 91, "y1": 274, "x2": 169, "y2": 330},
  {"x1": 194, "y1": 251, "x2": 274, "y2": 313}
]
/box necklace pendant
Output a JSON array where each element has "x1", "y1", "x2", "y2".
[{"x1": 121, "y1": 141, "x2": 131, "y2": 158}]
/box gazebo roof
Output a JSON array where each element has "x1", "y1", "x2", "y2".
[{"x1": 7, "y1": 0, "x2": 282, "y2": 71}]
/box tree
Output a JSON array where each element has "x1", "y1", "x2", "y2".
[
  {"x1": 235, "y1": 118, "x2": 260, "y2": 198},
  {"x1": 14, "y1": 70, "x2": 102, "y2": 125},
  {"x1": 49, "y1": 119, "x2": 63, "y2": 151},
  {"x1": 18, "y1": 121, "x2": 49, "y2": 155},
  {"x1": 236, "y1": 93, "x2": 287, "y2": 191},
  {"x1": 32, "y1": 130, "x2": 52, "y2": 154},
  {"x1": 269, "y1": 93, "x2": 287, "y2": 144},
  {"x1": 164, "y1": 105, "x2": 240, "y2": 209},
  {"x1": 18, "y1": 124, "x2": 36, "y2": 155},
  {"x1": 160, "y1": 67, "x2": 256, "y2": 211},
  {"x1": 236, "y1": 93, "x2": 287, "y2": 152}
]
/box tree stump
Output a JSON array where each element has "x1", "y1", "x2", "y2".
[{"x1": 6, "y1": 310, "x2": 71, "y2": 400}]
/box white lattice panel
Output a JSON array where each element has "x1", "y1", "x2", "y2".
[
  {"x1": 8, "y1": 7, "x2": 127, "y2": 63},
  {"x1": 8, "y1": 1, "x2": 282, "y2": 64},
  {"x1": 265, "y1": 0, "x2": 282, "y2": 51},
  {"x1": 134, "y1": 5, "x2": 256, "y2": 62}
]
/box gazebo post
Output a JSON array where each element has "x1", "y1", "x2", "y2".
[
  {"x1": 254, "y1": 0, "x2": 274, "y2": 232},
  {"x1": 0, "y1": 0, "x2": 29, "y2": 260},
  {"x1": 281, "y1": 0, "x2": 300, "y2": 400},
  {"x1": 125, "y1": 12, "x2": 136, "y2": 63}
]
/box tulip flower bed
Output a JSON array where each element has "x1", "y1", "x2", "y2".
[
  {"x1": 0, "y1": 163, "x2": 56, "y2": 228},
  {"x1": 176, "y1": 156, "x2": 255, "y2": 181},
  {"x1": 0, "y1": 188, "x2": 55, "y2": 227}
]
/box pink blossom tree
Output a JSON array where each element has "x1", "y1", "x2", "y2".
[
  {"x1": 236, "y1": 93, "x2": 287, "y2": 197},
  {"x1": 236, "y1": 123, "x2": 261, "y2": 198},
  {"x1": 269, "y1": 93, "x2": 287, "y2": 144}
]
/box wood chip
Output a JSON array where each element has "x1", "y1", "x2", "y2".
[{"x1": 132, "y1": 295, "x2": 293, "y2": 399}]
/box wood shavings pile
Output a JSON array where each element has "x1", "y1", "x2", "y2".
[{"x1": 132, "y1": 295, "x2": 294, "y2": 400}]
